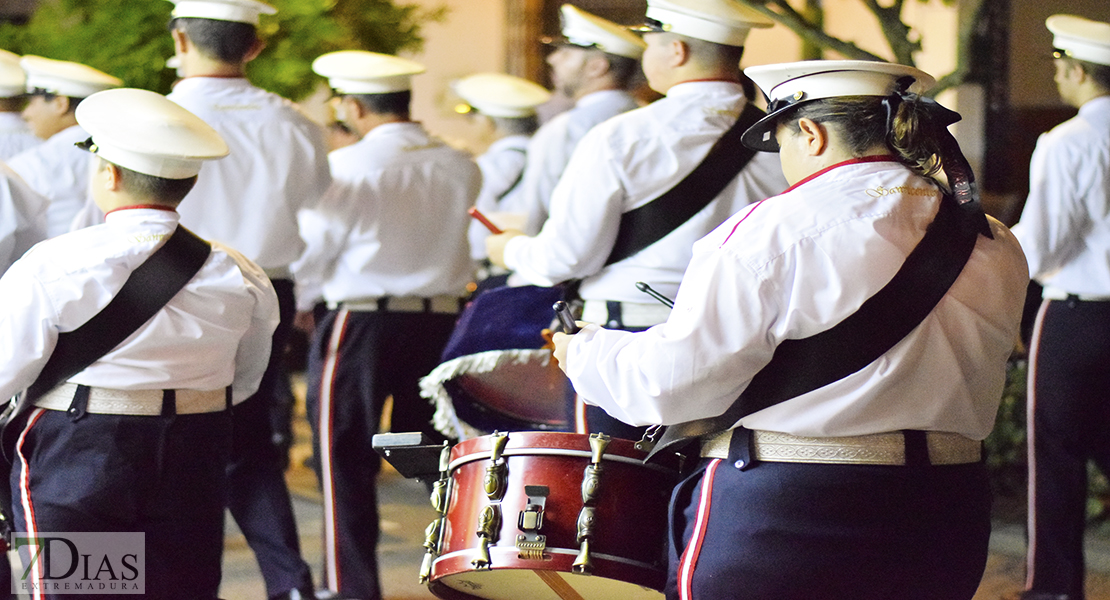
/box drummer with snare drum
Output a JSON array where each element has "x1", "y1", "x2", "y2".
[{"x1": 553, "y1": 58, "x2": 1028, "y2": 599}]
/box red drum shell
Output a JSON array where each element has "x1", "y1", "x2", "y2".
[{"x1": 428, "y1": 432, "x2": 679, "y2": 600}]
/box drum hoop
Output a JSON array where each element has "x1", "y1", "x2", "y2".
[
  {"x1": 433, "y1": 547, "x2": 663, "y2": 572},
  {"x1": 448, "y1": 447, "x2": 675, "y2": 474}
]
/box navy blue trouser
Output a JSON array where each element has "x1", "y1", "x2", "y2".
[
  {"x1": 305, "y1": 307, "x2": 455, "y2": 600},
  {"x1": 1025, "y1": 297, "x2": 1110, "y2": 599},
  {"x1": 667, "y1": 442, "x2": 991, "y2": 599},
  {"x1": 9, "y1": 406, "x2": 231, "y2": 599},
  {"x1": 226, "y1": 278, "x2": 313, "y2": 598}
]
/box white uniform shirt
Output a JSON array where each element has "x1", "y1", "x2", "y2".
[
  {"x1": 0, "y1": 113, "x2": 41, "y2": 162},
  {"x1": 7, "y1": 124, "x2": 92, "y2": 239},
  {"x1": 0, "y1": 161, "x2": 48, "y2": 274},
  {"x1": 292, "y1": 122, "x2": 481, "y2": 311},
  {"x1": 0, "y1": 208, "x2": 279, "y2": 403},
  {"x1": 168, "y1": 77, "x2": 331, "y2": 272},
  {"x1": 469, "y1": 134, "x2": 529, "y2": 260},
  {"x1": 565, "y1": 159, "x2": 1029, "y2": 439},
  {"x1": 1012, "y1": 95, "x2": 1110, "y2": 297},
  {"x1": 509, "y1": 89, "x2": 639, "y2": 233},
  {"x1": 505, "y1": 81, "x2": 788, "y2": 305}
]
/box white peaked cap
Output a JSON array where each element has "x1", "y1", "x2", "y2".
[
  {"x1": 641, "y1": 0, "x2": 774, "y2": 47},
  {"x1": 312, "y1": 51, "x2": 426, "y2": 94},
  {"x1": 559, "y1": 5, "x2": 646, "y2": 59},
  {"x1": 453, "y1": 73, "x2": 552, "y2": 118},
  {"x1": 75, "y1": 88, "x2": 229, "y2": 179},
  {"x1": 168, "y1": 0, "x2": 276, "y2": 26},
  {"x1": 0, "y1": 49, "x2": 24, "y2": 97},
  {"x1": 1047, "y1": 14, "x2": 1110, "y2": 67},
  {"x1": 741, "y1": 60, "x2": 935, "y2": 151},
  {"x1": 21, "y1": 55, "x2": 122, "y2": 99}
]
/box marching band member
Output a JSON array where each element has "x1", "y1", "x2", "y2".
[{"x1": 553, "y1": 60, "x2": 1028, "y2": 599}]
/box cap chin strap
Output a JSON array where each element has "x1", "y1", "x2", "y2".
[{"x1": 882, "y1": 77, "x2": 992, "y2": 239}]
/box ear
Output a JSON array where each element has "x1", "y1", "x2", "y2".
[
  {"x1": 50, "y1": 95, "x2": 72, "y2": 117},
  {"x1": 671, "y1": 38, "x2": 692, "y2": 68},
  {"x1": 344, "y1": 96, "x2": 367, "y2": 120},
  {"x1": 242, "y1": 38, "x2": 266, "y2": 63},
  {"x1": 171, "y1": 27, "x2": 190, "y2": 55},
  {"x1": 103, "y1": 163, "x2": 123, "y2": 192},
  {"x1": 582, "y1": 52, "x2": 611, "y2": 79},
  {"x1": 795, "y1": 117, "x2": 828, "y2": 156}
]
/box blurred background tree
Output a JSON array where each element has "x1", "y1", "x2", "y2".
[{"x1": 0, "y1": 0, "x2": 445, "y2": 100}]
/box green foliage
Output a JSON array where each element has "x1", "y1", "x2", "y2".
[{"x1": 0, "y1": 0, "x2": 445, "y2": 100}]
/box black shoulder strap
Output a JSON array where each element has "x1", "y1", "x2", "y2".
[
  {"x1": 646, "y1": 193, "x2": 985, "y2": 460},
  {"x1": 22, "y1": 225, "x2": 212, "y2": 404},
  {"x1": 604, "y1": 102, "x2": 765, "y2": 267}
]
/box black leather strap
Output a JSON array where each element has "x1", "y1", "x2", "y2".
[
  {"x1": 604, "y1": 102, "x2": 764, "y2": 266},
  {"x1": 22, "y1": 225, "x2": 212, "y2": 405},
  {"x1": 646, "y1": 193, "x2": 986, "y2": 461}
]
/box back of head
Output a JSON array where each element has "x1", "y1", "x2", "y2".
[
  {"x1": 1047, "y1": 14, "x2": 1110, "y2": 93},
  {"x1": 743, "y1": 60, "x2": 949, "y2": 179},
  {"x1": 453, "y1": 72, "x2": 551, "y2": 130},
  {"x1": 166, "y1": 0, "x2": 276, "y2": 64},
  {"x1": 75, "y1": 88, "x2": 229, "y2": 205},
  {"x1": 312, "y1": 50, "x2": 425, "y2": 119},
  {"x1": 20, "y1": 55, "x2": 122, "y2": 110}
]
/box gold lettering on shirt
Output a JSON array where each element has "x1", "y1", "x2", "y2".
[
  {"x1": 130, "y1": 233, "x2": 169, "y2": 244},
  {"x1": 402, "y1": 142, "x2": 443, "y2": 152},
  {"x1": 704, "y1": 106, "x2": 742, "y2": 119},
  {"x1": 864, "y1": 186, "x2": 939, "y2": 199}
]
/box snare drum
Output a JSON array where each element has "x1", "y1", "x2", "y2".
[{"x1": 421, "y1": 431, "x2": 679, "y2": 600}]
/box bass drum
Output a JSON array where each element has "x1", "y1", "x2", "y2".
[{"x1": 426, "y1": 431, "x2": 680, "y2": 600}]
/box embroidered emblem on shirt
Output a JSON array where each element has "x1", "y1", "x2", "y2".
[{"x1": 864, "y1": 185, "x2": 938, "y2": 198}]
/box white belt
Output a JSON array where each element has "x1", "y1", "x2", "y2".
[
  {"x1": 582, "y1": 300, "x2": 671, "y2": 328},
  {"x1": 1041, "y1": 287, "x2": 1110, "y2": 302},
  {"x1": 334, "y1": 295, "x2": 463, "y2": 314},
  {"x1": 35, "y1": 382, "x2": 228, "y2": 416},
  {"x1": 700, "y1": 429, "x2": 981, "y2": 466}
]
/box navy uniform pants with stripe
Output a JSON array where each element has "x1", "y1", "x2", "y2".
[
  {"x1": 9, "y1": 407, "x2": 231, "y2": 599},
  {"x1": 1025, "y1": 297, "x2": 1110, "y2": 599},
  {"x1": 305, "y1": 308, "x2": 455, "y2": 600},
  {"x1": 667, "y1": 443, "x2": 991, "y2": 599}
]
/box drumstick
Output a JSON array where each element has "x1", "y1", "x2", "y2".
[
  {"x1": 635, "y1": 281, "x2": 675, "y2": 308},
  {"x1": 553, "y1": 301, "x2": 579, "y2": 334},
  {"x1": 468, "y1": 207, "x2": 503, "y2": 234}
]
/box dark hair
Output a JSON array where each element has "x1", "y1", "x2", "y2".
[
  {"x1": 0, "y1": 96, "x2": 26, "y2": 112},
  {"x1": 598, "y1": 52, "x2": 640, "y2": 90},
  {"x1": 171, "y1": 17, "x2": 258, "y2": 64},
  {"x1": 491, "y1": 114, "x2": 540, "y2": 136},
  {"x1": 100, "y1": 159, "x2": 198, "y2": 205},
  {"x1": 1071, "y1": 58, "x2": 1110, "y2": 91},
  {"x1": 30, "y1": 90, "x2": 83, "y2": 113},
  {"x1": 783, "y1": 95, "x2": 946, "y2": 178},
  {"x1": 683, "y1": 36, "x2": 746, "y2": 75},
  {"x1": 349, "y1": 91, "x2": 411, "y2": 118}
]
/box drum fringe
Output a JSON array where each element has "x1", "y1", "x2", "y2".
[{"x1": 419, "y1": 349, "x2": 553, "y2": 441}]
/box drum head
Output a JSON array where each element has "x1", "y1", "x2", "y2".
[
  {"x1": 431, "y1": 567, "x2": 663, "y2": 600},
  {"x1": 447, "y1": 360, "x2": 569, "y2": 431}
]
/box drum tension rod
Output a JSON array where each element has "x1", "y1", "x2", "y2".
[
  {"x1": 473, "y1": 432, "x2": 510, "y2": 569},
  {"x1": 419, "y1": 441, "x2": 452, "y2": 583}
]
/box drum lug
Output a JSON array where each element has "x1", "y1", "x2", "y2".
[
  {"x1": 572, "y1": 509, "x2": 595, "y2": 575},
  {"x1": 418, "y1": 518, "x2": 442, "y2": 583},
  {"x1": 420, "y1": 442, "x2": 453, "y2": 583},
  {"x1": 516, "y1": 485, "x2": 549, "y2": 560},
  {"x1": 484, "y1": 432, "x2": 510, "y2": 501},
  {"x1": 472, "y1": 503, "x2": 502, "y2": 569}
]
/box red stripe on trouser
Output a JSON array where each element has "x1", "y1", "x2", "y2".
[
  {"x1": 319, "y1": 309, "x2": 350, "y2": 592},
  {"x1": 16, "y1": 408, "x2": 47, "y2": 600},
  {"x1": 1025, "y1": 299, "x2": 1050, "y2": 591},
  {"x1": 679, "y1": 459, "x2": 720, "y2": 600}
]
